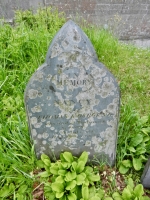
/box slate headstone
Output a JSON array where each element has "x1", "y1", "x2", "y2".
[
  {"x1": 141, "y1": 157, "x2": 150, "y2": 188},
  {"x1": 24, "y1": 20, "x2": 120, "y2": 166}
]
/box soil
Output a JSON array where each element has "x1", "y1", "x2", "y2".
[{"x1": 33, "y1": 182, "x2": 45, "y2": 200}]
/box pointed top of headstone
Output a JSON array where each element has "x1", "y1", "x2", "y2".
[
  {"x1": 24, "y1": 20, "x2": 120, "y2": 166},
  {"x1": 45, "y1": 19, "x2": 98, "y2": 65}
]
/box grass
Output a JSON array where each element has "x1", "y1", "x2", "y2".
[{"x1": 0, "y1": 7, "x2": 150, "y2": 199}]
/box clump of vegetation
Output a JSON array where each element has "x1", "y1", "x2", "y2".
[
  {"x1": 0, "y1": 7, "x2": 150, "y2": 199},
  {"x1": 118, "y1": 109, "x2": 150, "y2": 174},
  {"x1": 112, "y1": 178, "x2": 150, "y2": 200},
  {"x1": 0, "y1": 7, "x2": 65, "y2": 199},
  {"x1": 39, "y1": 152, "x2": 101, "y2": 200}
]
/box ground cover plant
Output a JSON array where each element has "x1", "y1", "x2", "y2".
[{"x1": 0, "y1": 7, "x2": 150, "y2": 199}]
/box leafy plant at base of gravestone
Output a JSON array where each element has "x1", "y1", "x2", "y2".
[
  {"x1": 118, "y1": 112, "x2": 150, "y2": 174},
  {"x1": 38, "y1": 151, "x2": 104, "y2": 200},
  {"x1": 112, "y1": 178, "x2": 150, "y2": 200}
]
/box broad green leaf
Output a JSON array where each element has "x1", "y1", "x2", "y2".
[
  {"x1": 143, "y1": 135, "x2": 150, "y2": 142},
  {"x1": 16, "y1": 194, "x2": 24, "y2": 200},
  {"x1": 70, "y1": 185, "x2": 77, "y2": 193},
  {"x1": 45, "y1": 182, "x2": 52, "y2": 188},
  {"x1": 50, "y1": 165, "x2": 59, "y2": 175},
  {"x1": 97, "y1": 188, "x2": 105, "y2": 198},
  {"x1": 66, "y1": 180, "x2": 76, "y2": 190},
  {"x1": 9, "y1": 183, "x2": 15, "y2": 192},
  {"x1": 56, "y1": 192, "x2": 64, "y2": 198},
  {"x1": 121, "y1": 159, "x2": 132, "y2": 168},
  {"x1": 60, "y1": 196, "x2": 67, "y2": 200},
  {"x1": 18, "y1": 184, "x2": 28, "y2": 194},
  {"x1": 61, "y1": 162, "x2": 71, "y2": 169},
  {"x1": 84, "y1": 178, "x2": 90, "y2": 186},
  {"x1": 78, "y1": 151, "x2": 88, "y2": 165},
  {"x1": 133, "y1": 157, "x2": 142, "y2": 171},
  {"x1": 112, "y1": 192, "x2": 122, "y2": 200},
  {"x1": 44, "y1": 165, "x2": 51, "y2": 173},
  {"x1": 67, "y1": 192, "x2": 77, "y2": 200},
  {"x1": 62, "y1": 152, "x2": 74, "y2": 163},
  {"x1": 72, "y1": 161, "x2": 77, "y2": 171},
  {"x1": 65, "y1": 171, "x2": 76, "y2": 182},
  {"x1": 60, "y1": 153, "x2": 66, "y2": 162},
  {"x1": 76, "y1": 173, "x2": 86, "y2": 185},
  {"x1": 122, "y1": 188, "x2": 132, "y2": 200},
  {"x1": 138, "y1": 141, "x2": 146, "y2": 148},
  {"x1": 134, "y1": 184, "x2": 144, "y2": 197},
  {"x1": 42, "y1": 158, "x2": 51, "y2": 167},
  {"x1": 51, "y1": 182, "x2": 64, "y2": 193},
  {"x1": 57, "y1": 161, "x2": 62, "y2": 169},
  {"x1": 142, "y1": 127, "x2": 150, "y2": 135},
  {"x1": 36, "y1": 160, "x2": 45, "y2": 168},
  {"x1": 45, "y1": 192, "x2": 55, "y2": 200},
  {"x1": 58, "y1": 169, "x2": 67, "y2": 176},
  {"x1": 0, "y1": 185, "x2": 10, "y2": 198},
  {"x1": 119, "y1": 164, "x2": 129, "y2": 174},
  {"x1": 44, "y1": 183, "x2": 53, "y2": 193},
  {"x1": 130, "y1": 134, "x2": 143, "y2": 147},
  {"x1": 87, "y1": 174, "x2": 100, "y2": 182},
  {"x1": 85, "y1": 166, "x2": 93, "y2": 175},
  {"x1": 126, "y1": 185, "x2": 133, "y2": 193},
  {"x1": 40, "y1": 171, "x2": 50, "y2": 177},
  {"x1": 112, "y1": 196, "x2": 122, "y2": 200},
  {"x1": 140, "y1": 116, "x2": 148, "y2": 125},
  {"x1": 89, "y1": 196, "x2": 101, "y2": 200},
  {"x1": 41, "y1": 154, "x2": 51, "y2": 166},
  {"x1": 128, "y1": 178, "x2": 134, "y2": 189},
  {"x1": 89, "y1": 186, "x2": 96, "y2": 197},
  {"x1": 82, "y1": 185, "x2": 89, "y2": 200},
  {"x1": 128, "y1": 146, "x2": 136, "y2": 152},
  {"x1": 140, "y1": 155, "x2": 147, "y2": 161},
  {"x1": 76, "y1": 161, "x2": 85, "y2": 173},
  {"x1": 105, "y1": 197, "x2": 113, "y2": 200},
  {"x1": 56, "y1": 176, "x2": 64, "y2": 183},
  {"x1": 136, "y1": 147, "x2": 146, "y2": 155}
]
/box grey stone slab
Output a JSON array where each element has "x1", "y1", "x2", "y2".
[
  {"x1": 29, "y1": 0, "x2": 44, "y2": 9},
  {"x1": 0, "y1": 0, "x2": 30, "y2": 19},
  {"x1": 24, "y1": 20, "x2": 120, "y2": 165},
  {"x1": 141, "y1": 157, "x2": 150, "y2": 188}
]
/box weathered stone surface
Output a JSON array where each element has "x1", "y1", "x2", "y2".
[
  {"x1": 141, "y1": 157, "x2": 150, "y2": 188},
  {"x1": 24, "y1": 20, "x2": 120, "y2": 165}
]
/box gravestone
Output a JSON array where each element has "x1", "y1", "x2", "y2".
[
  {"x1": 141, "y1": 157, "x2": 150, "y2": 188},
  {"x1": 24, "y1": 20, "x2": 120, "y2": 166}
]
